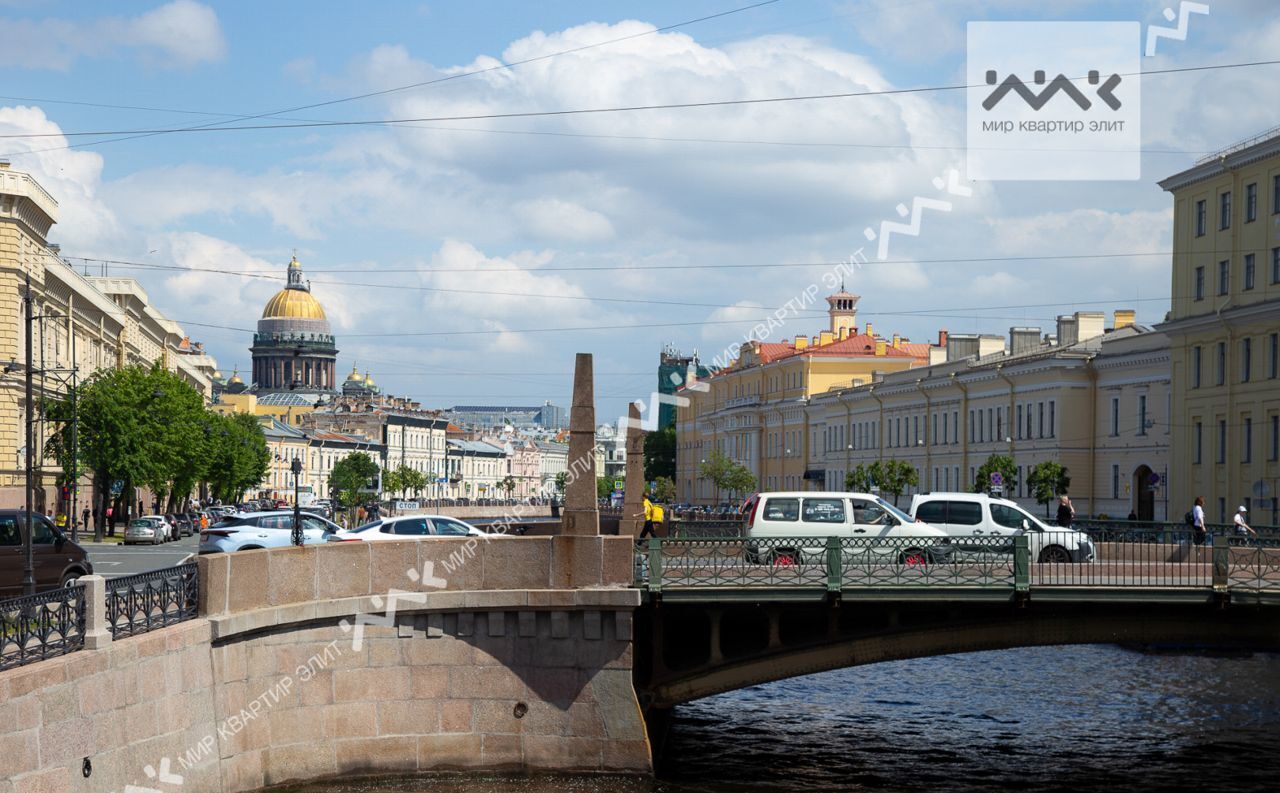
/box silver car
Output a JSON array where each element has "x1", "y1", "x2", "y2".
[{"x1": 124, "y1": 516, "x2": 173, "y2": 545}]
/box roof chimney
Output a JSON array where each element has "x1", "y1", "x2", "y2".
[
  {"x1": 794, "y1": 336, "x2": 808, "y2": 350},
  {"x1": 875, "y1": 340, "x2": 887, "y2": 356},
  {"x1": 938, "y1": 329, "x2": 948, "y2": 347},
  {"x1": 892, "y1": 333, "x2": 901, "y2": 349},
  {"x1": 819, "y1": 331, "x2": 834, "y2": 346},
  {"x1": 0, "y1": 159, "x2": 10, "y2": 170},
  {"x1": 865, "y1": 322, "x2": 874, "y2": 338},
  {"x1": 1113, "y1": 309, "x2": 1136, "y2": 330},
  {"x1": 1056, "y1": 315, "x2": 1078, "y2": 346},
  {"x1": 1009, "y1": 327, "x2": 1042, "y2": 356},
  {"x1": 1075, "y1": 311, "x2": 1106, "y2": 342},
  {"x1": 947, "y1": 334, "x2": 980, "y2": 362},
  {"x1": 838, "y1": 327, "x2": 849, "y2": 341}
]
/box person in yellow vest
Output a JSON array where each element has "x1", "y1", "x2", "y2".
[{"x1": 640, "y1": 495, "x2": 655, "y2": 539}]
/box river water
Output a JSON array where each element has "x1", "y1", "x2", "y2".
[{"x1": 285, "y1": 645, "x2": 1280, "y2": 793}]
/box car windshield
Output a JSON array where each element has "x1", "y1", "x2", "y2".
[
  {"x1": 129, "y1": 519, "x2": 151, "y2": 528},
  {"x1": 876, "y1": 498, "x2": 915, "y2": 524}
]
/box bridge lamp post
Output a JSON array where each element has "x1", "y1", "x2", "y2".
[{"x1": 290, "y1": 457, "x2": 304, "y2": 546}]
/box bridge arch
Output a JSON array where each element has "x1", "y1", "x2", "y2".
[{"x1": 635, "y1": 599, "x2": 1280, "y2": 708}]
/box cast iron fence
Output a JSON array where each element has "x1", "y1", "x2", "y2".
[
  {"x1": 106, "y1": 563, "x2": 200, "y2": 639},
  {"x1": 0, "y1": 583, "x2": 86, "y2": 671}
]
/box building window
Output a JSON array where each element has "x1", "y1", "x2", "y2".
[
  {"x1": 1218, "y1": 259, "x2": 1230, "y2": 295},
  {"x1": 1273, "y1": 248, "x2": 1280, "y2": 284},
  {"x1": 1270, "y1": 334, "x2": 1278, "y2": 379},
  {"x1": 953, "y1": 411, "x2": 959, "y2": 445},
  {"x1": 1025, "y1": 404, "x2": 1033, "y2": 439},
  {"x1": 1137, "y1": 395, "x2": 1147, "y2": 436},
  {"x1": 1218, "y1": 419, "x2": 1226, "y2": 464},
  {"x1": 1245, "y1": 254, "x2": 1256, "y2": 290},
  {"x1": 1192, "y1": 346, "x2": 1202, "y2": 388},
  {"x1": 978, "y1": 410, "x2": 985, "y2": 443},
  {"x1": 1049, "y1": 401, "x2": 1056, "y2": 438},
  {"x1": 1218, "y1": 497, "x2": 1226, "y2": 523},
  {"x1": 1194, "y1": 266, "x2": 1205, "y2": 300},
  {"x1": 1246, "y1": 182, "x2": 1257, "y2": 222},
  {"x1": 1110, "y1": 397, "x2": 1119, "y2": 436},
  {"x1": 1242, "y1": 337, "x2": 1252, "y2": 383},
  {"x1": 969, "y1": 410, "x2": 975, "y2": 443},
  {"x1": 1016, "y1": 404, "x2": 1023, "y2": 439},
  {"x1": 1271, "y1": 415, "x2": 1278, "y2": 462},
  {"x1": 996, "y1": 406, "x2": 1003, "y2": 441},
  {"x1": 1037, "y1": 402, "x2": 1045, "y2": 438},
  {"x1": 1216, "y1": 342, "x2": 1226, "y2": 386},
  {"x1": 1243, "y1": 416, "x2": 1252, "y2": 463},
  {"x1": 1194, "y1": 421, "x2": 1202, "y2": 464},
  {"x1": 1111, "y1": 465, "x2": 1120, "y2": 500},
  {"x1": 1274, "y1": 175, "x2": 1280, "y2": 215},
  {"x1": 1195, "y1": 199, "x2": 1206, "y2": 236},
  {"x1": 1220, "y1": 190, "x2": 1231, "y2": 230}
]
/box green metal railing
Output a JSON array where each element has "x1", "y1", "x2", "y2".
[{"x1": 634, "y1": 532, "x2": 1280, "y2": 599}]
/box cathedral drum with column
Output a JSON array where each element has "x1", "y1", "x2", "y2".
[{"x1": 250, "y1": 256, "x2": 338, "y2": 392}]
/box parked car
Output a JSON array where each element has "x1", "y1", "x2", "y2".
[
  {"x1": 908, "y1": 492, "x2": 1096, "y2": 564},
  {"x1": 125, "y1": 516, "x2": 173, "y2": 545},
  {"x1": 168, "y1": 513, "x2": 193, "y2": 538},
  {"x1": 337, "y1": 515, "x2": 488, "y2": 541},
  {"x1": 0, "y1": 510, "x2": 94, "y2": 595},
  {"x1": 199, "y1": 511, "x2": 346, "y2": 554},
  {"x1": 743, "y1": 491, "x2": 950, "y2": 565}
]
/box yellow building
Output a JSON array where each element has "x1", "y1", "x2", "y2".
[
  {"x1": 1, "y1": 162, "x2": 219, "y2": 511},
  {"x1": 676, "y1": 291, "x2": 935, "y2": 503},
  {"x1": 1159, "y1": 130, "x2": 1280, "y2": 525}
]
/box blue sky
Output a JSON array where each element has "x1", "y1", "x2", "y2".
[{"x1": 2, "y1": 1, "x2": 1276, "y2": 423}]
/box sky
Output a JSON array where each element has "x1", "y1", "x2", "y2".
[{"x1": 1, "y1": 0, "x2": 1277, "y2": 424}]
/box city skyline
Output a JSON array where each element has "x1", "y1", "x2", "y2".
[{"x1": 3, "y1": 1, "x2": 1277, "y2": 421}]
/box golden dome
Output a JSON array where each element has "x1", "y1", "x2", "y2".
[
  {"x1": 262, "y1": 288, "x2": 327, "y2": 320},
  {"x1": 364, "y1": 370, "x2": 375, "y2": 387},
  {"x1": 227, "y1": 369, "x2": 243, "y2": 385},
  {"x1": 346, "y1": 365, "x2": 363, "y2": 383}
]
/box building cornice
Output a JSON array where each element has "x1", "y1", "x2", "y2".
[
  {"x1": 1156, "y1": 298, "x2": 1280, "y2": 335},
  {"x1": 1158, "y1": 128, "x2": 1280, "y2": 192}
]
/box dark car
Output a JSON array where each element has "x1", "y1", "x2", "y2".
[
  {"x1": 173, "y1": 513, "x2": 194, "y2": 538},
  {"x1": 0, "y1": 510, "x2": 94, "y2": 597}
]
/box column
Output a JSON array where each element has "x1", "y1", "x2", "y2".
[{"x1": 561, "y1": 352, "x2": 599, "y2": 535}]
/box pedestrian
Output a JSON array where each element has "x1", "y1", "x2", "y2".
[
  {"x1": 638, "y1": 494, "x2": 655, "y2": 540},
  {"x1": 1191, "y1": 496, "x2": 1207, "y2": 546},
  {"x1": 357, "y1": 505, "x2": 367, "y2": 523},
  {"x1": 1056, "y1": 495, "x2": 1075, "y2": 528},
  {"x1": 1233, "y1": 506, "x2": 1257, "y2": 537},
  {"x1": 652, "y1": 499, "x2": 666, "y2": 538},
  {"x1": 81, "y1": 507, "x2": 90, "y2": 531},
  {"x1": 200, "y1": 513, "x2": 209, "y2": 531},
  {"x1": 1127, "y1": 510, "x2": 1138, "y2": 522}
]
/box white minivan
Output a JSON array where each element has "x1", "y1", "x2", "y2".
[
  {"x1": 908, "y1": 492, "x2": 1096, "y2": 564},
  {"x1": 743, "y1": 491, "x2": 951, "y2": 565}
]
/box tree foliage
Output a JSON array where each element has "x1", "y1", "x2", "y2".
[
  {"x1": 697, "y1": 450, "x2": 756, "y2": 499},
  {"x1": 204, "y1": 412, "x2": 270, "y2": 504},
  {"x1": 844, "y1": 460, "x2": 918, "y2": 505},
  {"x1": 499, "y1": 475, "x2": 517, "y2": 497},
  {"x1": 643, "y1": 426, "x2": 675, "y2": 481},
  {"x1": 1027, "y1": 461, "x2": 1071, "y2": 517},
  {"x1": 651, "y1": 475, "x2": 677, "y2": 503},
  {"x1": 973, "y1": 454, "x2": 1018, "y2": 495},
  {"x1": 329, "y1": 452, "x2": 379, "y2": 510}
]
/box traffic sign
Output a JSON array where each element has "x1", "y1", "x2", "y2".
[
  {"x1": 990, "y1": 472, "x2": 1003, "y2": 486},
  {"x1": 437, "y1": 477, "x2": 448, "y2": 484},
  {"x1": 1147, "y1": 472, "x2": 1161, "y2": 488},
  {"x1": 613, "y1": 480, "x2": 624, "y2": 491}
]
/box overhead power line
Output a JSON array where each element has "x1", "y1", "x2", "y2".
[{"x1": 3, "y1": 58, "x2": 1276, "y2": 141}]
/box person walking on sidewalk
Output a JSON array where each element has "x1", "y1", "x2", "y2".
[
  {"x1": 1233, "y1": 505, "x2": 1257, "y2": 538},
  {"x1": 1056, "y1": 495, "x2": 1075, "y2": 528},
  {"x1": 1191, "y1": 496, "x2": 1207, "y2": 547},
  {"x1": 639, "y1": 494, "x2": 655, "y2": 540}
]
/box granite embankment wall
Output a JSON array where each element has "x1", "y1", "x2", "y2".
[{"x1": 0, "y1": 535, "x2": 648, "y2": 793}]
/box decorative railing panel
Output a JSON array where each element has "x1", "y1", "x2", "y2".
[
  {"x1": 106, "y1": 563, "x2": 199, "y2": 639},
  {"x1": 1223, "y1": 535, "x2": 1280, "y2": 594},
  {"x1": 0, "y1": 584, "x2": 86, "y2": 671}
]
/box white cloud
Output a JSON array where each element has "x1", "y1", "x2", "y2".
[
  {"x1": 514, "y1": 198, "x2": 614, "y2": 242},
  {"x1": 0, "y1": 1, "x2": 225, "y2": 71}
]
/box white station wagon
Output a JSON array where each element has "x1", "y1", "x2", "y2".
[{"x1": 742, "y1": 491, "x2": 950, "y2": 566}]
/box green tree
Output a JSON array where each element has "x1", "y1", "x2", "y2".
[
  {"x1": 554, "y1": 471, "x2": 568, "y2": 494},
  {"x1": 878, "y1": 459, "x2": 919, "y2": 507},
  {"x1": 972, "y1": 454, "x2": 1018, "y2": 495},
  {"x1": 845, "y1": 463, "x2": 877, "y2": 492},
  {"x1": 399, "y1": 466, "x2": 427, "y2": 497},
  {"x1": 499, "y1": 475, "x2": 517, "y2": 498},
  {"x1": 643, "y1": 426, "x2": 676, "y2": 480},
  {"x1": 697, "y1": 450, "x2": 756, "y2": 501},
  {"x1": 651, "y1": 475, "x2": 677, "y2": 503},
  {"x1": 597, "y1": 476, "x2": 615, "y2": 500},
  {"x1": 381, "y1": 467, "x2": 404, "y2": 497},
  {"x1": 205, "y1": 413, "x2": 270, "y2": 504},
  {"x1": 329, "y1": 452, "x2": 380, "y2": 514},
  {"x1": 1027, "y1": 461, "x2": 1071, "y2": 519}
]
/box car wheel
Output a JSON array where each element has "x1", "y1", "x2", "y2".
[
  {"x1": 769, "y1": 549, "x2": 801, "y2": 566},
  {"x1": 899, "y1": 548, "x2": 928, "y2": 567},
  {"x1": 60, "y1": 572, "x2": 81, "y2": 588},
  {"x1": 1039, "y1": 545, "x2": 1072, "y2": 564}
]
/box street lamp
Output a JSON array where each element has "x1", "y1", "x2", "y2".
[{"x1": 291, "y1": 457, "x2": 304, "y2": 546}]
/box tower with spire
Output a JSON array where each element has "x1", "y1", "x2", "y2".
[{"x1": 826, "y1": 284, "x2": 860, "y2": 337}]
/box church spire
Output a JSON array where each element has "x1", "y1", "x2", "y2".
[{"x1": 286, "y1": 254, "x2": 307, "y2": 291}]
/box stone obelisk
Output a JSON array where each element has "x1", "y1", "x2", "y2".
[
  {"x1": 561, "y1": 352, "x2": 599, "y2": 535},
  {"x1": 620, "y1": 401, "x2": 646, "y2": 537}
]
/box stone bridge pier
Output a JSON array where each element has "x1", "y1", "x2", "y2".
[{"x1": 0, "y1": 535, "x2": 649, "y2": 793}]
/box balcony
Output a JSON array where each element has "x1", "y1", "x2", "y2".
[{"x1": 724, "y1": 395, "x2": 761, "y2": 409}]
